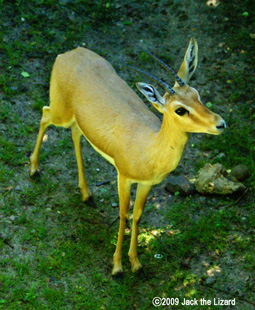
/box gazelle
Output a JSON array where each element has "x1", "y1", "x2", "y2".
[{"x1": 30, "y1": 38, "x2": 226, "y2": 276}]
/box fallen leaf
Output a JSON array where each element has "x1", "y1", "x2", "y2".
[
  {"x1": 4, "y1": 186, "x2": 14, "y2": 191},
  {"x1": 21, "y1": 71, "x2": 30, "y2": 78}
]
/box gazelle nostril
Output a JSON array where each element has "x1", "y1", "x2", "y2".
[{"x1": 216, "y1": 121, "x2": 226, "y2": 130}]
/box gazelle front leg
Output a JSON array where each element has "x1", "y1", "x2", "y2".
[
  {"x1": 71, "y1": 122, "x2": 92, "y2": 201},
  {"x1": 112, "y1": 175, "x2": 131, "y2": 276},
  {"x1": 128, "y1": 183, "x2": 152, "y2": 273}
]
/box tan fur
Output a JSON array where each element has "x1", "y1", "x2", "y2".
[{"x1": 30, "y1": 39, "x2": 225, "y2": 275}]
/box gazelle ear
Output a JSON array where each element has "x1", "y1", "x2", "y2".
[
  {"x1": 136, "y1": 82, "x2": 166, "y2": 113},
  {"x1": 175, "y1": 38, "x2": 198, "y2": 85}
]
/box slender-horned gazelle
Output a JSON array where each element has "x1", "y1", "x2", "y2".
[{"x1": 30, "y1": 38, "x2": 226, "y2": 276}]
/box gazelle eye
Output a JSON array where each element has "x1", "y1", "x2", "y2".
[{"x1": 175, "y1": 107, "x2": 188, "y2": 116}]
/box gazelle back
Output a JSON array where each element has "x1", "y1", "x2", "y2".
[{"x1": 30, "y1": 38, "x2": 226, "y2": 276}]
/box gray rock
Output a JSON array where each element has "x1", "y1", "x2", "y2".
[
  {"x1": 165, "y1": 175, "x2": 196, "y2": 196},
  {"x1": 230, "y1": 164, "x2": 250, "y2": 181}
]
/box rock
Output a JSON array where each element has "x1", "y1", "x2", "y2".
[
  {"x1": 195, "y1": 163, "x2": 245, "y2": 195},
  {"x1": 15, "y1": 185, "x2": 23, "y2": 191},
  {"x1": 214, "y1": 152, "x2": 226, "y2": 160},
  {"x1": 10, "y1": 215, "x2": 16, "y2": 221},
  {"x1": 206, "y1": 276, "x2": 216, "y2": 285},
  {"x1": 230, "y1": 164, "x2": 250, "y2": 181},
  {"x1": 165, "y1": 175, "x2": 196, "y2": 196}
]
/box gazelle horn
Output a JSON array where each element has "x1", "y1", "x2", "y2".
[
  {"x1": 124, "y1": 64, "x2": 175, "y2": 94},
  {"x1": 137, "y1": 45, "x2": 185, "y2": 87}
]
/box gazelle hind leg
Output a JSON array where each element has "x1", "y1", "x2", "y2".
[
  {"x1": 71, "y1": 122, "x2": 92, "y2": 201},
  {"x1": 128, "y1": 183, "x2": 151, "y2": 273},
  {"x1": 30, "y1": 106, "x2": 52, "y2": 176}
]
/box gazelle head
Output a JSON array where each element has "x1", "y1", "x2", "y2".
[{"x1": 133, "y1": 38, "x2": 226, "y2": 135}]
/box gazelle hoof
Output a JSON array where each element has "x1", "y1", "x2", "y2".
[
  {"x1": 112, "y1": 270, "x2": 124, "y2": 279},
  {"x1": 112, "y1": 262, "x2": 123, "y2": 278},
  {"x1": 30, "y1": 169, "x2": 41, "y2": 180},
  {"x1": 85, "y1": 196, "x2": 96, "y2": 207},
  {"x1": 132, "y1": 264, "x2": 143, "y2": 274}
]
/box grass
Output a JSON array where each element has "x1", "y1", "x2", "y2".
[
  {"x1": 198, "y1": 73, "x2": 255, "y2": 188},
  {"x1": 1, "y1": 1, "x2": 255, "y2": 309}
]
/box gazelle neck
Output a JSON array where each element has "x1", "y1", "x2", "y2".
[
  {"x1": 158, "y1": 114, "x2": 189, "y2": 150},
  {"x1": 150, "y1": 114, "x2": 189, "y2": 178}
]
